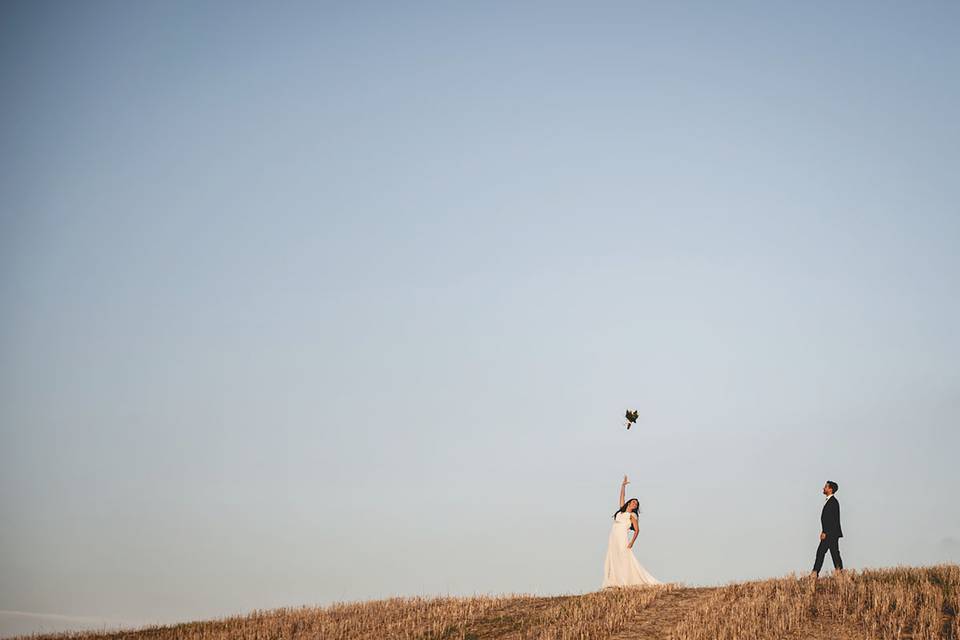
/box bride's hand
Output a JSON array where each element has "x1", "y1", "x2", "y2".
[
  {"x1": 622, "y1": 475, "x2": 629, "y2": 486},
  {"x1": 626, "y1": 542, "x2": 633, "y2": 549}
]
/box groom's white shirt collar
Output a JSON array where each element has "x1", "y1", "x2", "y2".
[{"x1": 825, "y1": 493, "x2": 835, "y2": 500}]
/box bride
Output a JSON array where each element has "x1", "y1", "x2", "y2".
[{"x1": 602, "y1": 475, "x2": 661, "y2": 588}]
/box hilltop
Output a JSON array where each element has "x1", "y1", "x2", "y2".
[{"x1": 11, "y1": 565, "x2": 959, "y2": 640}]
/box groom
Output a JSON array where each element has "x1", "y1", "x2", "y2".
[{"x1": 810, "y1": 480, "x2": 843, "y2": 578}]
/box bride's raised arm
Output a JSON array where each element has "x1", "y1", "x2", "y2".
[{"x1": 619, "y1": 475, "x2": 629, "y2": 508}]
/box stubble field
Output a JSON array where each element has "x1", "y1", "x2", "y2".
[{"x1": 11, "y1": 565, "x2": 959, "y2": 640}]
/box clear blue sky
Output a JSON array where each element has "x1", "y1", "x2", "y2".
[{"x1": 2, "y1": 1, "x2": 959, "y2": 636}]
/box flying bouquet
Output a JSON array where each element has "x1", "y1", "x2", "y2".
[{"x1": 625, "y1": 409, "x2": 639, "y2": 429}]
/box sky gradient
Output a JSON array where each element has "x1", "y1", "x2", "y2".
[{"x1": 2, "y1": 2, "x2": 959, "y2": 637}]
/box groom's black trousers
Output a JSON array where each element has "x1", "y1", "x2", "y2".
[{"x1": 812, "y1": 535, "x2": 843, "y2": 574}]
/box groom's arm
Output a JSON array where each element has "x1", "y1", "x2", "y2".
[{"x1": 825, "y1": 499, "x2": 840, "y2": 535}]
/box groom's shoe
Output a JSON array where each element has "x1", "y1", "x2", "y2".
[{"x1": 808, "y1": 571, "x2": 818, "y2": 580}]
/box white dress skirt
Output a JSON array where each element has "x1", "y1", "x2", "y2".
[{"x1": 602, "y1": 511, "x2": 661, "y2": 588}]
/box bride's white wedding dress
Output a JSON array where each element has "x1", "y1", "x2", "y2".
[{"x1": 602, "y1": 511, "x2": 661, "y2": 587}]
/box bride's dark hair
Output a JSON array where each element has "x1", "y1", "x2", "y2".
[{"x1": 613, "y1": 499, "x2": 641, "y2": 532}]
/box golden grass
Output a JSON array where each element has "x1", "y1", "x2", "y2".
[
  {"x1": 512, "y1": 585, "x2": 672, "y2": 639},
  {"x1": 10, "y1": 564, "x2": 958, "y2": 640},
  {"x1": 672, "y1": 564, "x2": 960, "y2": 640}
]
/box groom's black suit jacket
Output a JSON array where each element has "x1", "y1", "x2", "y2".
[{"x1": 821, "y1": 495, "x2": 843, "y2": 538}]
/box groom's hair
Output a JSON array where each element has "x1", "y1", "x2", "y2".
[{"x1": 827, "y1": 480, "x2": 839, "y2": 494}]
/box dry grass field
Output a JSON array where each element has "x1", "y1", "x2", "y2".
[{"x1": 11, "y1": 564, "x2": 958, "y2": 640}]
